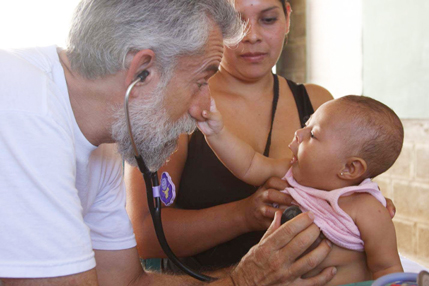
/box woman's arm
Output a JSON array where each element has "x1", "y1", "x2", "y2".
[{"x1": 125, "y1": 134, "x2": 292, "y2": 259}]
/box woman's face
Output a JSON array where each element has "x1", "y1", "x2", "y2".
[{"x1": 220, "y1": 0, "x2": 290, "y2": 80}]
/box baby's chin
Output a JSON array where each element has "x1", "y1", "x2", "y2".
[
  {"x1": 291, "y1": 164, "x2": 302, "y2": 183},
  {"x1": 291, "y1": 166, "x2": 315, "y2": 188}
]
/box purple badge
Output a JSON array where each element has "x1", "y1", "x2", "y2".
[{"x1": 160, "y1": 172, "x2": 176, "y2": 206}]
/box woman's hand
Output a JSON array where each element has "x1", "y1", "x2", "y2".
[
  {"x1": 237, "y1": 177, "x2": 293, "y2": 232},
  {"x1": 385, "y1": 197, "x2": 396, "y2": 218}
]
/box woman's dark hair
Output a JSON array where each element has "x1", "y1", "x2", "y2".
[{"x1": 279, "y1": 0, "x2": 287, "y2": 15}]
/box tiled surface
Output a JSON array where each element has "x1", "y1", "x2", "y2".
[{"x1": 375, "y1": 119, "x2": 429, "y2": 268}]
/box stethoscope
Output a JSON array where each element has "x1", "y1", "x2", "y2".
[{"x1": 124, "y1": 70, "x2": 216, "y2": 282}]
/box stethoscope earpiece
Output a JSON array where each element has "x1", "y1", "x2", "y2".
[{"x1": 136, "y1": 70, "x2": 149, "y2": 82}]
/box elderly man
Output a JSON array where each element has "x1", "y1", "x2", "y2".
[{"x1": 0, "y1": 0, "x2": 335, "y2": 285}]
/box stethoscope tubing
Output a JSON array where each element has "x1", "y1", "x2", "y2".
[{"x1": 125, "y1": 74, "x2": 216, "y2": 282}]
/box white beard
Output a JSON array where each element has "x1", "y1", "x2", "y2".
[{"x1": 112, "y1": 83, "x2": 196, "y2": 172}]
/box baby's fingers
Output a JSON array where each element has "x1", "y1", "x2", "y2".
[
  {"x1": 209, "y1": 97, "x2": 218, "y2": 112},
  {"x1": 202, "y1": 107, "x2": 221, "y2": 122}
]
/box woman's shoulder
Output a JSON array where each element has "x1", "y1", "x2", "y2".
[
  {"x1": 303, "y1": 83, "x2": 333, "y2": 110},
  {"x1": 277, "y1": 75, "x2": 333, "y2": 110}
]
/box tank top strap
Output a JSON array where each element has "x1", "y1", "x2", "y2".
[
  {"x1": 263, "y1": 73, "x2": 280, "y2": 157},
  {"x1": 286, "y1": 79, "x2": 314, "y2": 128}
]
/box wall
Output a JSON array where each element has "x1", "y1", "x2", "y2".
[
  {"x1": 277, "y1": 0, "x2": 307, "y2": 83},
  {"x1": 363, "y1": 0, "x2": 429, "y2": 119},
  {"x1": 306, "y1": 0, "x2": 363, "y2": 98},
  {"x1": 0, "y1": 0, "x2": 79, "y2": 49},
  {"x1": 375, "y1": 120, "x2": 429, "y2": 267},
  {"x1": 363, "y1": 0, "x2": 429, "y2": 267}
]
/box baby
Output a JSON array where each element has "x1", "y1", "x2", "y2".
[{"x1": 197, "y1": 95, "x2": 404, "y2": 285}]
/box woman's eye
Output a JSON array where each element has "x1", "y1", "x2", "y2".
[
  {"x1": 261, "y1": 17, "x2": 277, "y2": 24},
  {"x1": 310, "y1": 131, "x2": 315, "y2": 138}
]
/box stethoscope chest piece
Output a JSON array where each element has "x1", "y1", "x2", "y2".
[{"x1": 160, "y1": 172, "x2": 176, "y2": 206}]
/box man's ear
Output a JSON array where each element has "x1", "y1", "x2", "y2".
[
  {"x1": 338, "y1": 157, "x2": 367, "y2": 181},
  {"x1": 125, "y1": 49, "x2": 155, "y2": 87}
]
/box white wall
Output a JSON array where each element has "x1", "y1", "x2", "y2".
[
  {"x1": 307, "y1": 0, "x2": 363, "y2": 98},
  {"x1": 363, "y1": 0, "x2": 429, "y2": 119},
  {"x1": 0, "y1": 0, "x2": 80, "y2": 49}
]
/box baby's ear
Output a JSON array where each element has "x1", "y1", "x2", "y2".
[{"x1": 338, "y1": 157, "x2": 367, "y2": 181}]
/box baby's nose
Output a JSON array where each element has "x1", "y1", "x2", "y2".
[{"x1": 294, "y1": 129, "x2": 304, "y2": 144}]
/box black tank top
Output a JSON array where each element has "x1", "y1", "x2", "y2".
[{"x1": 161, "y1": 77, "x2": 314, "y2": 273}]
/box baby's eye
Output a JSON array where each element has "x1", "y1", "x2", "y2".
[{"x1": 310, "y1": 131, "x2": 315, "y2": 138}]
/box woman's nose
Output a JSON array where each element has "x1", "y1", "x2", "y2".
[{"x1": 243, "y1": 22, "x2": 261, "y2": 43}]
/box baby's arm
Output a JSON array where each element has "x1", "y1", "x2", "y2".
[
  {"x1": 197, "y1": 98, "x2": 288, "y2": 186},
  {"x1": 351, "y1": 194, "x2": 403, "y2": 279}
]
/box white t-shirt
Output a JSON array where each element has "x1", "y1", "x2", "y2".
[{"x1": 0, "y1": 46, "x2": 136, "y2": 278}]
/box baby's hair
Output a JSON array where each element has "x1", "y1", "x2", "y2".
[{"x1": 337, "y1": 95, "x2": 404, "y2": 178}]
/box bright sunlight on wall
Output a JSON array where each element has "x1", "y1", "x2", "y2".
[
  {"x1": 0, "y1": 0, "x2": 80, "y2": 49},
  {"x1": 307, "y1": 0, "x2": 363, "y2": 98}
]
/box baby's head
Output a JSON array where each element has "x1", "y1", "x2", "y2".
[
  {"x1": 289, "y1": 95, "x2": 404, "y2": 190},
  {"x1": 335, "y1": 95, "x2": 404, "y2": 179}
]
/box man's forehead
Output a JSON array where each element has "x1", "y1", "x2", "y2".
[
  {"x1": 170, "y1": 28, "x2": 224, "y2": 79},
  {"x1": 175, "y1": 55, "x2": 218, "y2": 73}
]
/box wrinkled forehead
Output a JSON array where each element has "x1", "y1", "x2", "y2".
[{"x1": 175, "y1": 25, "x2": 224, "y2": 72}]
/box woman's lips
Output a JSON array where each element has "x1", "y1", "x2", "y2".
[
  {"x1": 240, "y1": 52, "x2": 266, "y2": 62},
  {"x1": 290, "y1": 156, "x2": 298, "y2": 165}
]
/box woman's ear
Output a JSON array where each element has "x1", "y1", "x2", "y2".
[
  {"x1": 285, "y1": 2, "x2": 292, "y2": 35},
  {"x1": 338, "y1": 157, "x2": 367, "y2": 181},
  {"x1": 125, "y1": 49, "x2": 155, "y2": 87}
]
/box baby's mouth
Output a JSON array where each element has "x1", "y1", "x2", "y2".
[{"x1": 290, "y1": 155, "x2": 298, "y2": 165}]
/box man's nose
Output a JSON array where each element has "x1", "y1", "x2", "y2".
[{"x1": 188, "y1": 88, "x2": 211, "y2": 121}]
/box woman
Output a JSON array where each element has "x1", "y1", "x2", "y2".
[{"x1": 125, "y1": 0, "x2": 391, "y2": 273}]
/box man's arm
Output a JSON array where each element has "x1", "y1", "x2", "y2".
[
  {"x1": 1, "y1": 270, "x2": 98, "y2": 286},
  {"x1": 96, "y1": 212, "x2": 336, "y2": 286},
  {"x1": 0, "y1": 248, "x2": 219, "y2": 286},
  {"x1": 2, "y1": 212, "x2": 335, "y2": 286}
]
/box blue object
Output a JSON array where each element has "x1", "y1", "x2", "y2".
[{"x1": 371, "y1": 272, "x2": 418, "y2": 286}]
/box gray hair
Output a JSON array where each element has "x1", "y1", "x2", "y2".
[{"x1": 66, "y1": 0, "x2": 245, "y2": 79}]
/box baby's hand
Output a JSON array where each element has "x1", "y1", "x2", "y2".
[{"x1": 197, "y1": 97, "x2": 224, "y2": 136}]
